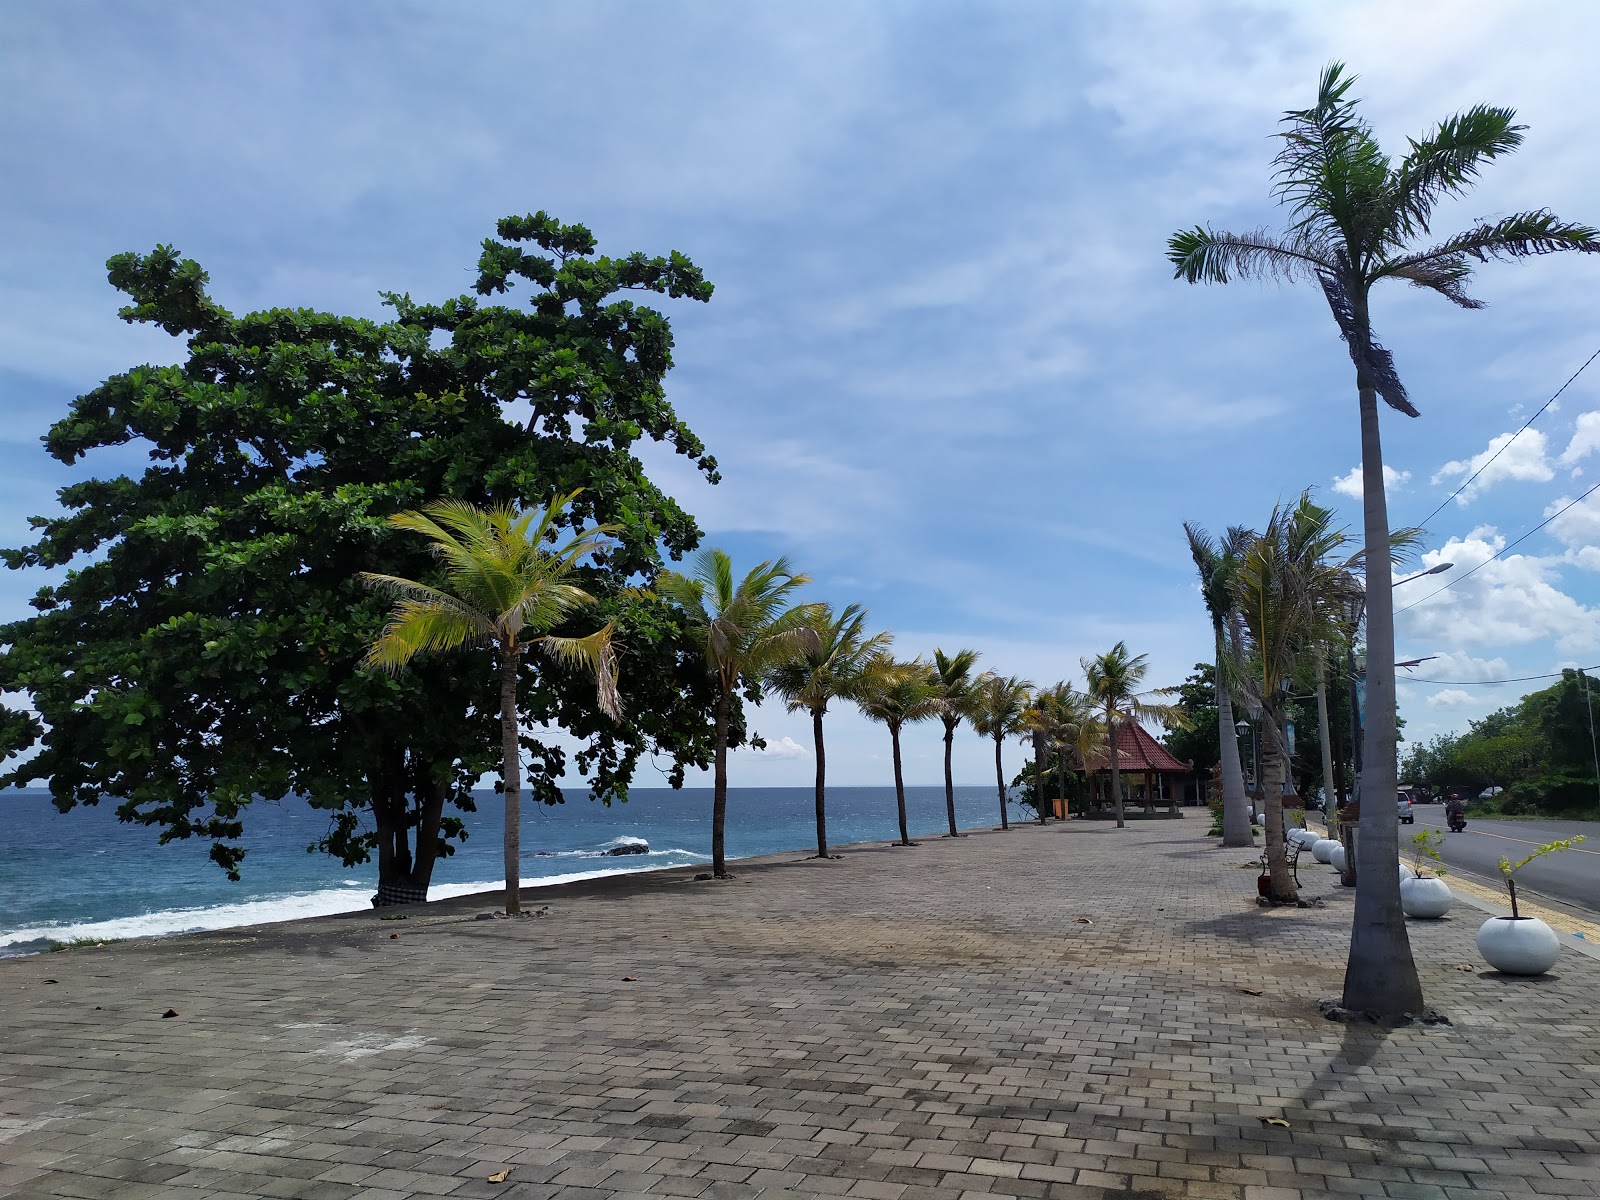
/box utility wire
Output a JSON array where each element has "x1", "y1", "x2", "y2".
[
  {"x1": 1397, "y1": 664, "x2": 1600, "y2": 687},
  {"x1": 1414, "y1": 345, "x2": 1600, "y2": 530},
  {"x1": 1395, "y1": 480, "x2": 1600, "y2": 614}
]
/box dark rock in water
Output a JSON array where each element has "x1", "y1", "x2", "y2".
[{"x1": 604, "y1": 839, "x2": 649, "y2": 856}]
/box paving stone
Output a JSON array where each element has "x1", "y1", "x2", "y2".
[{"x1": 5, "y1": 821, "x2": 1600, "y2": 1199}]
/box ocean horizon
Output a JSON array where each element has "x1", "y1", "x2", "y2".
[{"x1": 0, "y1": 783, "x2": 1012, "y2": 957}]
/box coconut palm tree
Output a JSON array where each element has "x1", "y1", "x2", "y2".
[
  {"x1": 1082, "y1": 643, "x2": 1181, "y2": 829},
  {"x1": 930, "y1": 648, "x2": 982, "y2": 837},
  {"x1": 1184, "y1": 522, "x2": 1256, "y2": 848},
  {"x1": 856, "y1": 655, "x2": 940, "y2": 846},
  {"x1": 362, "y1": 493, "x2": 621, "y2": 916},
  {"x1": 969, "y1": 672, "x2": 1034, "y2": 831},
  {"x1": 1230, "y1": 494, "x2": 1365, "y2": 902},
  {"x1": 767, "y1": 603, "x2": 892, "y2": 859},
  {"x1": 1169, "y1": 63, "x2": 1600, "y2": 1016},
  {"x1": 656, "y1": 550, "x2": 819, "y2": 879},
  {"x1": 1039, "y1": 682, "x2": 1104, "y2": 819},
  {"x1": 1021, "y1": 682, "x2": 1079, "y2": 824}
]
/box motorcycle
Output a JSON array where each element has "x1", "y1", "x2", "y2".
[{"x1": 1447, "y1": 812, "x2": 1467, "y2": 833}]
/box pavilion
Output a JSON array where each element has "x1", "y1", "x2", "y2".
[{"x1": 1074, "y1": 719, "x2": 1194, "y2": 818}]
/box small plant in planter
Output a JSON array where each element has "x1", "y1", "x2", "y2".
[
  {"x1": 1399, "y1": 829, "x2": 1452, "y2": 918},
  {"x1": 1477, "y1": 836, "x2": 1586, "y2": 975}
]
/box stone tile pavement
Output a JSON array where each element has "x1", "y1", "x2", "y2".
[{"x1": 3, "y1": 819, "x2": 1599, "y2": 1199}]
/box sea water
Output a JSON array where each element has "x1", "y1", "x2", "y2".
[{"x1": 0, "y1": 784, "x2": 1008, "y2": 956}]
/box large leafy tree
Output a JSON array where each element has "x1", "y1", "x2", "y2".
[
  {"x1": 0, "y1": 215, "x2": 723, "y2": 902},
  {"x1": 1082, "y1": 643, "x2": 1180, "y2": 828},
  {"x1": 1169, "y1": 64, "x2": 1600, "y2": 1016},
  {"x1": 656, "y1": 550, "x2": 818, "y2": 878},
  {"x1": 930, "y1": 648, "x2": 982, "y2": 837},
  {"x1": 362, "y1": 496, "x2": 620, "y2": 915},
  {"x1": 1184, "y1": 523, "x2": 1255, "y2": 847},
  {"x1": 969, "y1": 672, "x2": 1034, "y2": 831},
  {"x1": 856, "y1": 656, "x2": 940, "y2": 847},
  {"x1": 766, "y1": 603, "x2": 891, "y2": 859}
]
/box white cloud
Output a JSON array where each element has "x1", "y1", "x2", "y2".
[
  {"x1": 744, "y1": 735, "x2": 809, "y2": 761},
  {"x1": 1332, "y1": 464, "x2": 1411, "y2": 499},
  {"x1": 1396, "y1": 528, "x2": 1600, "y2": 655},
  {"x1": 1545, "y1": 491, "x2": 1600, "y2": 558},
  {"x1": 1426, "y1": 689, "x2": 1475, "y2": 708},
  {"x1": 1557, "y1": 409, "x2": 1600, "y2": 468},
  {"x1": 1430, "y1": 429, "x2": 1554, "y2": 503}
]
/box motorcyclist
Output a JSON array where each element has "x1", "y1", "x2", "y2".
[{"x1": 1445, "y1": 792, "x2": 1467, "y2": 831}]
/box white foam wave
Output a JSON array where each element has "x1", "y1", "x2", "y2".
[{"x1": 0, "y1": 853, "x2": 709, "y2": 953}]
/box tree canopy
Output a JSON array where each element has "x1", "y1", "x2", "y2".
[{"x1": 0, "y1": 215, "x2": 727, "y2": 898}]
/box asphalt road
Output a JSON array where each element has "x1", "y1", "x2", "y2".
[{"x1": 1411, "y1": 805, "x2": 1600, "y2": 917}]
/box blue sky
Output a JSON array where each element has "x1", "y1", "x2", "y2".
[{"x1": 5, "y1": 1, "x2": 1600, "y2": 791}]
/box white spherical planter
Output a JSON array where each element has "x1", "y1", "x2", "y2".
[
  {"x1": 1399, "y1": 863, "x2": 1416, "y2": 881},
  {"x1": 1292, "y1": 829, "x2": 1319, "y2": 848},
  {"x1": 1477, "y1": 917, "x2": 1561, "y2": 975},
  {"x1": 1400, "y1": 876, "x2": 1453, "y2": 919},
  {"x1": 1329, "y1": 844, "x2": 1346, "y2": 872},
  {"x1": 1311, "y1": 838, "x2": 1339, "y2": 864}
]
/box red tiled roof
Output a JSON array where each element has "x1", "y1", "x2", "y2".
[{"x1": 1081, "y1": 719, "x2": 1192, "y2": 773}]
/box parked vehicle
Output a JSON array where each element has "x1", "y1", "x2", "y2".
[{"x1": 1397, "y1": 795, "x2": 1415, "y2": 824}]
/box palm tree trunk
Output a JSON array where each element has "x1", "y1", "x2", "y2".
[
  {"x1": 1261, "y1": 715, "x2": 1296, "y2": 903},
  {"x1": 1033, "y1": 730, "x2": 1048, "y2": 823},
  {"x1": 500, "y1": 650, "x2": 522, "y2": 916},
  {"x1": 993, "y1": 731, "x2": 1009, "y2": 830},
  {"x1": 943, "y1": 719, "x2": 960, "y2": 836},
  {"x1": 892, "y1": 723, "x2": 912, "y2": 845},
  {"x1": 712, "y1": 688, "x2": 731, "y2": 878},
  {"x1": 1215, "y1": 631, "x2": 1252, "y2": 847},
  {"x1": 1108, "y1": 709, "x2": 1125, "y2": 828},
  {"x1": 1314, "y1": 656, "x2": 1338, "y2": 843},
  {"x1": 812, "y1": 706, "x2": 829, "y2": 858},
  {"x1": 1343, "y1": 377, "x2": 1424, "y2": 1016}
]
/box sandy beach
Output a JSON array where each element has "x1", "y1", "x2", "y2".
[{"x1": 4, "y1": 820, "x2": 1598, "y2": 1199}]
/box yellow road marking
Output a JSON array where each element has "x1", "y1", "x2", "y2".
[{"x1": 1416, "y1": 817, "x2": 1600, "y2": 855}]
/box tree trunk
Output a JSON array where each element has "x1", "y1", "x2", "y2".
[
  {"x1": 993, "y1": 732, "x2": 1009, "y2": 829},
  {"x1": 712, "y1": 689, "x2": 730, "y2": 878},
  {"x1": 812, "y1": 706, "x2": 829, "y2": 858},
  {"x1": 1034, "y1": 730, "x2": 1048, "y2": 824},
  {"x1": 942, "y1": 719, "x2": 960, "y2": 836},
  {"x1": 1261, "y1": 714, "x2": 1297, "y2": 902},
  {"x1": 500, "y1": 649, "x2": 522, "y2": 916},
  {"x1": 1314, "y1": 657, "x2": 1336, "y2": 819},
  {"x1": 892, "y1": 723, "x2": 913, "y2": 845},
  {"x1": 1342, "y1": 377, "x2": 1424, "y2": 1016},
  {"x1": 1108, "y1": 709, "x2": 1125, "y2": 828},
  {"x1": 1215, "y1": 631, "x2": 1252, "y2": 847}
]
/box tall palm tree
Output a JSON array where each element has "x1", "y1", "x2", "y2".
[
  {"x1": 1021, "y1": 682, "x2": 1078, "y2": 824},
  {"x1": 1082, "y1": 643, "x2": 1181, "y2": 829},
  {"x1": 969, "y1": 672, "x2": 1034, "y2": 831},
  {"x1": 1169, "y1": 63, "x2": 1600, "y2": 1016},
  {"x1": 1036, "y1": 682, "x2": 1104, "y2": 819},
  {"x1": 767, "y1": 603, "x2": 891, "y2": 859},
  {"x1": 1230, "y1": 493, "x2": 1363, "y2": 902},
  {"x1": 362, "y1": 493, "x2": 621, "y2": 916},
  {"x1": 656, "y1": 550, "x2": 819, "y2": 879},
  {"x1": 930, "y1": 648, "x2": 982, "y2": 837},
  {"x1": 1184, "y1": 522, "x2": 1255, "y2": 848},
  {"x1": 856, "y1": 655, "x2": 940, "y2": 846}
]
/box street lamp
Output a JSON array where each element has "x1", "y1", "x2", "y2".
[{"x1": 1393, "y1": 561, "x2": 1454, "y2": 587}]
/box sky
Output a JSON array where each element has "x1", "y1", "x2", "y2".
[{"x1": 4, "y1": 0, "x2": 1600, "y2": 792}]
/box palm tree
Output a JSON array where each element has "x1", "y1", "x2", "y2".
[
  {"x1": 856, "y1": 655, "x2": 940, "y2": 845},
  {"x1": 1230, "y1": 494, "x2": 1364, "y2": 902},
  {"x1": 930, "y1": 648, "x2": 982, "y2": 837},
  {"x1": 1184, "y1": 523, "x2": 1255, "y2": 848},
  {"x1": 969, "y1": 672, "x2": 1034, "y2": 831},
  {"x1": 1082, "y1": 643, "x2": 1181, "y2": 829},
  {"x1": 656, "y1": 550, "x2": 819, "y2": 879},
  {"x1": 1035, "y1": 682, "x2": 1103, "y2": 820},
  {"x1": 362, "y1": 493, "x2": 621, "y2": 916},
  {"x1": 1169, "y1": 63, "x2": 1600, "y2": 1016},
  {"x1": 767, "y1": 603, "x2": 891, "y2": 859}
]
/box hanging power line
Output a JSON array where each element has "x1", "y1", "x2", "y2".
[
  {"x1": 1395, "y1": 480, "x2": 1600, "y2": 614},
  {"x1": 1414, "y1": 345, "x2": 1600, "y2": 530},
  {"x1": 1397, "y1": 664, "x2": 1600, "y2": 687}
]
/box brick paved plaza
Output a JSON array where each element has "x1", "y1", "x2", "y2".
[{"x1": 3, "y1": 820, "x2": 1598, "y2": 1199}]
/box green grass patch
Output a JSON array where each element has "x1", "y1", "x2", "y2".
[{"x1": 46, "y1": 937, "x2": 123, "y2": 952}]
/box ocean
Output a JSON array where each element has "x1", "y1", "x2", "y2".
[{"x1": 0, "y1": 784, "x2": 1009, "y2": 956}]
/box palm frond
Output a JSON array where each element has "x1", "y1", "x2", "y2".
[
  {"x1": 1167, "y1": 227, "x2": 1336, "y2": 284},
  {"x1": 1317, "y1": 271, "x2": 1418, "y2": 416},
  {"x1": 1386, "y1": 106, "x2": 1525, "y2": 240},
  {"x1": 1383, "y1": 210, "x2": 1600, "y2": 274},
  {"x1": 533, "y1": 624, "x2": 621, "y2": 722},
  {"x1": 365, "y1": 603, "x2": 492, "y2": 673}
]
